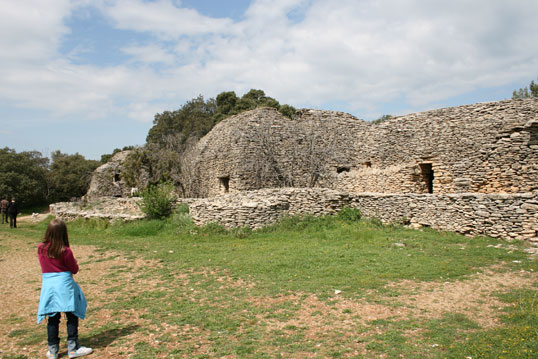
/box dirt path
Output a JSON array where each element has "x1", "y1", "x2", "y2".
[
  {"x1": 0, "y1": 231, "x2": 162, "y2": 358},
  {"x1": 0, "y1": 230, "x2": 536, "y2": 358}
]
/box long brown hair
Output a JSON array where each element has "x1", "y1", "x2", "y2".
[{"x1": 40, "y1": 219, "x2": 70, "y2": 259}]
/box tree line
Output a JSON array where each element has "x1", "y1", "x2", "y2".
[
  {"x1": 0, "y1": 148, "x2": 101, "y2": 208},
  {"x1": 512, "y1": 77, "x2": 538, "y2": 99}
]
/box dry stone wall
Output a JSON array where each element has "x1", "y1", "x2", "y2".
[
  {"x1": 349, "y1": 99, "x2": 538, "y2": 194},
  {"x1": 187, "y1": 98, "x2": 537, "y2": 197},
  {"x1": 189, "y1": 188, "x2": 350, "y2": 229},
  {"x1": 351, "y1": 192, "x2": 537, "y2": 241},
  {"x1": 190, "y1": 107, "x2": 368, "y2": 197},
  {"x1": 50, "y1": 197, "x2": 144, "y2": 222},
  {"x1": 188, "y1": 188, "x2": 538, "y2": 242},
  {"x1": 78, "y1": 98, "x2": 537, "y2": 242}
]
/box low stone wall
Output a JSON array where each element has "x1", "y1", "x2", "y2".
[
  {"x1": 50, "y1": 197, "x2": 145, "y2": 222},
  {"x1": 50, "y1": 189, "x2": 537, "y2": 242},
  {"x1": 189, "y1": 188, "x2": 350, "y2": 229},
  {"x1": 50, "y1": 196, "x2": 198, "y2": 222},
  {"x1": 350, "y1": 192, "x2": 537, "y2": 241},
  {"x1": 189, "y1": 188, "x2": 538, "y2": 242}
]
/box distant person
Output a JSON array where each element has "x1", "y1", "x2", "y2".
[
  {"x1": 37, "y1": 219, "x2": 93, "y2": 359},
  {"x1": 0, "y1": 196, "x2": 8, "y2": 224},
  {"x1": 7, "y1": 197, "x2": 19, "y2": 228}
]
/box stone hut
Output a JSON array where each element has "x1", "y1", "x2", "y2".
[
  {"x1": 86, "y1": 150, "x2": 133, "y2": 199},
  {"x1": 188, "y1": 98, "x2": 537, "y2": 197},
  {"x1": 189, "y1": 107, "x2": 368, "y2": 197},
  {"x1": 81, "y1": 98, "x2": 537, "y2": 240}
]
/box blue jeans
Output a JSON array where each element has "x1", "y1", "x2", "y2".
[{"x1": 47, "y1": 312, "x2": 79, "y2": 353}]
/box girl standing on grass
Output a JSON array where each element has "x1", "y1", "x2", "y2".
[{"x1": 37, "y1": 219, "x2": 93, "y2": 359}]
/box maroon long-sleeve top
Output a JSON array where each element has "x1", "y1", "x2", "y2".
[{"x1": 37, "y1": 243, "x2": 79, "y2": 274}]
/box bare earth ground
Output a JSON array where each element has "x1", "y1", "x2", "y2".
[{"x1": 1, "y1": 216, "x2": 537, "y2": 358}]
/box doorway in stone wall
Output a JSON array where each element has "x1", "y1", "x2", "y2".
[
  {"x1": 219, "y1": 176, "x2": 230, "y2": 194},
  {"x1": 419, "y1": 163, "x2": 434, "y2": 193}
]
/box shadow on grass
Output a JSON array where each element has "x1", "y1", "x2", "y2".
[{"x1": 85, "y1": 324, "x2": 140, "y2": 348}]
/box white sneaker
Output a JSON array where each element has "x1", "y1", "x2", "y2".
[{"x1": 68, "y1": 346, "x2": 93, "y2": 358}]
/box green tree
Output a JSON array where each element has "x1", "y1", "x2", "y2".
[
  {"x1": 236, "y1": 89, "x2": 280, "y2": 112},
  {"x1": 278, "y1": 104, "x2": 297, "y2": 120},
  {"x1": 48, "y1": 151, "x2": 100, "y2": 202},
  {"x1": 512, "y1": 77, "x2": 538, "y2": 99},
  {"x1": 0, "y1": 147, "x2": 49, "y2": 207},
  {"x1": 215, "y1": 91, "x2": 239, "y2": 119},
  {"x1": 146, "y1": 95, "x2": 217, "y2": 145}
]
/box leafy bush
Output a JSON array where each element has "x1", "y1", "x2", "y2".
[
  {"x1": 337, "y1": 207, "x2": 362, "y2": 222},
  {"x1": 175, "y1": 203, "x2": 190, "y2": 214},
  {"x1": 139, "y1": 183, "x2": 176, "y2": 219}
]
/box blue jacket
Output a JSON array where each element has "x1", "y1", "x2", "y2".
[{"x1": 37, "y1": 272, "x2": 87, "y2": 324}]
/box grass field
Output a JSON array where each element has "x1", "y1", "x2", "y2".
[{"x1": 0, "y1": 209, "x2": 537, "y2": 358}]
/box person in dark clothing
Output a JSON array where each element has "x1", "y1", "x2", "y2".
[
  {"x1": 0, "y1": 196, "x2": 8, "y2": 224},
  {"x1": 7, "y1": 198, "x2": 19, "y2": 228}
]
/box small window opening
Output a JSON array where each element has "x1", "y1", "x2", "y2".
[
  {"x1": 364, "y1": 161, "x2": 372, "y2": 168},
  {"x1": 529, "y1": 127, "x2": 537, "y2": 146},
  {"x1": 219, "y1": 176, "x2": 230, "y2": 193},
  {"x1": 337, "y1": 166, "x2": 350, "y2": 174},
  {"x1": 419, "y1": 163, "x2": 434, "y2": 194},
  {"x1": 114, "y1": 173, "x2": 120, "y2": 182}
]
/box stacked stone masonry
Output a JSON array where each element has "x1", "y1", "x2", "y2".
[
  {"x1": 50, "y1": 188, "x2": 537, "y2": 242},
  {"x1": 189, "y1": 188, "x2": 538, "y2": 242},
  {"x1": 50, "y1": 197, "x2": 145, "y2": 222},
  {"x1": 188, "y1": 99, "x2": 537, "y2": 197},
  {"x1": 80, "y1": 98, "x2": 538, "y2": 241}
]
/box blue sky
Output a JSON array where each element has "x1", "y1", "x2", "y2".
[{"x1": 1, "y1": 0, "x2": 537, "y2": 160}]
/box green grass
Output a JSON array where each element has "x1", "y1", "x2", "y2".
[{"x1": 1, "y1": 210, "x2": 537, "y2": 358}]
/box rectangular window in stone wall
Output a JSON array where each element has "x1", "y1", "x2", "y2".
[
  {"x1": 419, "y1": 163, "x2": 434, "y2": 194},
  {"x1": 219, "y1": 176, "x2": 230, "y2": 193},
  {"x1": 530, "y1": 126, "x2": 538, "y2": 146}
]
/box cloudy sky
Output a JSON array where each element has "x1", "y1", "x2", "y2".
[{"x1": 1, "y1": 0, "x2": 537, "y2": 160}]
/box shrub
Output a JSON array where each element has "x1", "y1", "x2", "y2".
[
  {"x1": 337, "y1": 207, "x2": 362, "y2": 222},
  {"x1": 175, "y1": 203, "x2": 190, "y2": 214},
  {"x1": 139, "y1": 183, "x2": 176, "y2": 219}
]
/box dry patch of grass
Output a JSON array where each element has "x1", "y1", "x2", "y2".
[{"x1": 388, "y1": 269, "x2": 537, "y2": 328}]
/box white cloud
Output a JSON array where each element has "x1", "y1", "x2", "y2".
[
  {"x1": 1, "y1": 0, "x2": 538, "y2": 131},
  {"x1": 0, "y1": 0, "x2": 72, "y2": 63},
  {"x1": 122, "y1": 44, "x2": 175, "y2": 65},
  {"x1": 102, "y1": 0, "x2": 233, "y2": 38}
]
